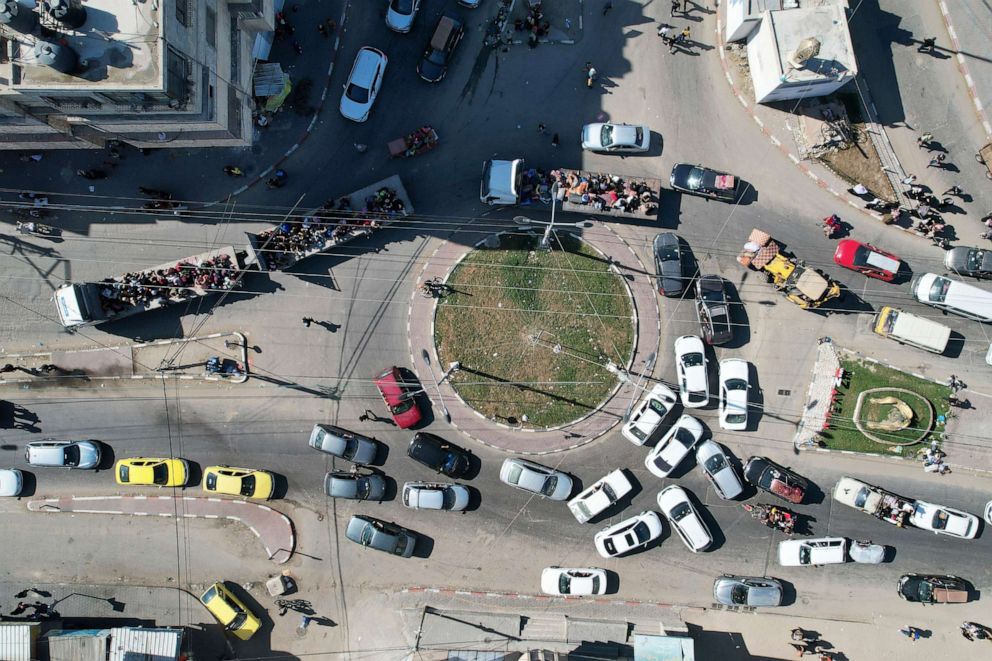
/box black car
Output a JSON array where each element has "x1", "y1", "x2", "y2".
[
  {"x1": 417, "y1": 13, "x2": 464, "y2": 83},
  {"x1": 407, "y1": 432, "x2": 471, "y2": 478},
  {"x1": 670, "y1": 163, "x2": 740, "y2": 202},
  {"x1": 897, "y1": 574, "x2": 968, "y2": 603},
  {"x1": 743, "y1": 456, "x2": 808, "y2": 504},
  {"x1": 944, "y1": 247, "x2": 992, "y2": 278},
  {"x1": 653, "y1": 232, "x2": 685, "y2": 297},
  {"x1": 695, "y1": 275, "x2": 733, "y2": 345}
]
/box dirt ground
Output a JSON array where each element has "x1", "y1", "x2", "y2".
[{"x1": 819, "y1": 133, "x2": 897, "y2": 201}]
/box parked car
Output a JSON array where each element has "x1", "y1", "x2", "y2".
[
  {"x1": 386, "y1": 0, "x2": 420, "y2": 32},
  {"x1": 778, "y1": 537, "x2": 848, "y2": 566},
  {"x1": 743, "y1": 456, "x2": 807, "y2": 504},
  {"x1": 309, "y1": 424, "x2": 379, "y2": 465},
  {"x1": 340, "y1": 46, "x2": 388, "y2": 122},
  {"x1": 499, "y1": 458, "x2": 573, "y2": 500},
  {"x1": 541, "y1": 567, "x2": 608, "y2": 595},
  {"x1": 944, "y1": 246, "x2": 992, "y2": 278},
  {"x1": 718, "y1": 358, "x2": 750, "y2": 431},
  {"x1": 115, "y1": 457, "x2": 188, "y2": 487},
  {"x1": 594, "y1": 511, "x2": 664, "y2": 558},
  {"x1": 0, "y1": 468, "x2": 23, "y2": 497},
  {"x1": 373, "y1": 366, "x2": 423, "y2": 428},
  {"x1": 324, "y1": 470, "x2": 386, "y2": 501},
  {"x1": 695, "y1": 276, "x2": 733, "y2": 345},
  {"x1": 402, "y1": 481, "x2": 470, "y2": 511},
  {"x1": 581, "y1": 122, "x2": 650, "y2": 153},
  {"x1": 621, "y1": 382, "x2": 678, "y2": 445},
  {"x1": 644, "y1": 414, "x2": 704, "y2": 478},
  {"x1": 670, "y1": 163, "x2": 740, "y2": 202},
  {"x1": 407, "y1": 433, "x2": 471, "y2": 478},
  {"x1": 199, "y1": 582, "x2": 262, "y2": 641},
  {"x1": 897, "y1": 574, "x2": 969, "y2": 603},
  {"x1": 910, "y1": 500, "x2": 979, "y2": 539},
  {"x1": 832, "y1": 240, "x2": 901, "y2": 281},
  {"x1": 713, "y1": 575, "x2": 783, "y2": 607},
  {"x1": 653, "y1": 232, "x2": 686, "y2": 297},
  {"x1": 345, "y1": 515, "x2": 416, "y2": 557},
  {"x1": 567, "y1": 468, "x2": 633, "y2": 523},
  {"x1": 695, "y1": 440, "x2": 743, "y2": 499},
  {"x1": 674, "y1": 335, "x2": 709, "y2": 408},
  {"x1": 418, "y1": 13, "x2": 464, "y2": 82},
  {"x1": 202, "y1": 466, "x2": 275, "y2": 500},
  {"x1": 24, "y1": 439, "x2": 100, "y2": 469},
  {"x1": 657, "y1": 485, "x2": 712, "y2": 552}
]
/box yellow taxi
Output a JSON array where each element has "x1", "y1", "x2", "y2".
[
  {"x1": 199, "y1": 581, "x2": 261, "y2": 640},
  {"x1": 202, "y1": 465, "x2": 275, "y2": 500},
  {"x1": 115, "y1": 457, "x2": 188, "y2": 487}
]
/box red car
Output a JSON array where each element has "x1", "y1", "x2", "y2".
[
  {"x1": 373, "y1": 366, "x2": 423, "y2": 429},
  {"x1": 833, "y1": 240, "x2": 901, "y2": 281}
]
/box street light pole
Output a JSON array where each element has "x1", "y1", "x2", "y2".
[
  {"x1": 421, "y1": 349, "x2": 451, "y2": 423},
  {"x1": 622, "y1": 351, "x2": 658, "y2": 423},
  {"x1": 538, "y1": 182, "x2": 560, "y2": 251}
]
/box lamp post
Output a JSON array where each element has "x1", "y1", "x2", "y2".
[
  {"x1": 621, "y1": 350, "x2": 659, "y2": 423},
  {"x1": 539, "y1": 182, "x2": 560, "y2": 251},
  {"x1": 421, "y1": 349, "x2": 459, "y2": 424}
]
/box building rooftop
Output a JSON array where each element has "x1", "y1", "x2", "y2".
[
  {"x1": 766, "y1": 2, "x2": 856, "y2": 83},
  {"x1": 5, "y1": 0, "x2": 161, "y2": 90}
]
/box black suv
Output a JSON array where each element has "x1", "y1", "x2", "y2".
[
  {"x1": 407, "y1": 432, "x2": 471, "y2": 477},
  {"x1": 418, "y1": 13, "x2": 464, "y2": 83}
]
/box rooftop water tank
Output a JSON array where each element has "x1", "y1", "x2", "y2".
[
  {"x1": 42, "y1": 0, "x2": 85, "y2": 29},
  {"x1": 0, "y1": 0, "x2": 39, "y2": 33},
  {"x1": 34, "y1": 40, "x2": 78, "y2": 73}
]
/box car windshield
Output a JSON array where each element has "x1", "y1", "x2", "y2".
[
  {"x1": 731, "y1": 584, "x2": 748, "y2": 605},
  {"x1": 360, "y1": 524, "x2": 374, "y2": 545},
  {"x1": 507, "y1": 465, "x2": 523, "y2": 484},
  {"x1": 441, "y1": 488, "x2": 456, "y2": 509},
  {"x1": 357, "y1": 478, "x2": 370, "y2": 499},
  {"x1": 686, "y1": 167, "x2": 705, "y2": 190},
  {"x1": 704, "y1": 454, "x2": 726, "y2": 474},
  {"x1": 682, "y1": 352, "x2": 703, "y2": 367},
  {"x1": 670, "y1": 502, "x2": 692, "y2": 522},
  {"x1": 342, "y1": 438, "x2": 359, "y2": 460},
  {"x1": 559, "y1": 574, "x2": 572, "y2": 594},
  {"x1": 928, "y1": 276, "x2": 951, "y2": 302},
  {"x1": 392, "y1": 533, "x2": 409, "y2": 554},
  {"x1": 674, "y1": 427, "x2": 696, "y2": 447},
  {"x1": 600, "y1": 124, "x2": 616, "y2": 146},
  {"x1": 346, "y1": 82, "x2": 370, "y2": 104},
  {"x1": 852, "y1": 245, "x2": 871, "y2": 267},
  {"x1": 726, "y1": 378, "x2": 747, "y2": 391},
  {"x1": 205, "y1": 473, "x2": 218, "y2": 490},
  {"x1": 632, "y1": 521, "x2": 651, "y2": 542},
  {"x1": 701, "y1": 287, "x2": 724, "y2": 303},
  {"x1": 229, "y1": 611, "x2": 247, "y2": 631},
  {"x1": 152, "y1": 464, "x2": 169, "y2": 484},
  {"x1": 390, "y1": 398, "x2": 414, "y2": 415},
  {"x1": 540, "y1": 475, "x2": 558, "y2": 496},
  {"x1": 799, "y1": 547, "x2": 811, "y2": 565},
  {"x1": 239, "y1": 475, "x2": 256, "y2": 497},
  {"x1": 648, "y1": 398, "x2": 669, "y2": 414},
  {"x1": 918, "y1": 581, "x2": 933, "y2": 601},
  {"x1": 657, "y1": 245, "x2": 679, "y2": 261},
  {"x1": 967, "y1": 249, "x2": 986, "y2": 270},
  {"x1": 601, "y1": 483, "x2": 617, "y2": 501},
  {"x1": 575, "y1": 501, "x2": 593, "y2": 518},
  {"x1": 390, "y1": 0, "x2": 414, "y2": 12},
  {"x1": 932, "y1": 510, "x2": 948, "y2": 529},
  {"x1": 627, "y1": 426, "x2": 648, "y2": 442},
  {"x1": 63, "y1": 445, "x2": 80, "y2": 466}
]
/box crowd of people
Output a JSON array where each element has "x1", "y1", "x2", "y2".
[
  {"x1": 550, "y1": 169, "x2": 659, "y2": 216},
  {"x1": 255, "y1": 187, "x2": 407, "y2": 270},
  {"x1": 98, "y1": 253, "x2": 240, "y2": 314}
]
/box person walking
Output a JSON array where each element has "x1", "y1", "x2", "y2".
[
  {"x1": 917, "y1": 132, "x2": 933, "y2": 148},
  {"x1": 671, "y1": 0, "x2": 680, "y2": 16},
  {"x1": 943, "y1": 184, "x2": 963, "y2": 196},
  {"x1": 657, "y1": 22, "x2": 673, "y2": 44},
  {"x1": 900, "y1": 174, "x2": 917, "y2": 186},
  {"x1": 927, "y1": 156, "x2": 941, "y2": 169},
  {"x1": 918, "y1": 37, "x2": 937, "y2": 53},
  {"x1": 586, "y1": 66, "x2": 597, "y2": 88},
  {"x1": 899, "y1": 625, "x2": 922, "y2": 642},
  {"x1": 302, "y1": 316, "x2": 314, "y2": 328},
  {"x1": 538, "y1": 123, "x2": 548, "y2": 135}
]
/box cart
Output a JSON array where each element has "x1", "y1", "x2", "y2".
[
  {"x1": 387, "y1": 126, "x2": 439, "y2": 158},
  {"x1": 976, "y1": 142, "x2": 992, "y2": 180}
]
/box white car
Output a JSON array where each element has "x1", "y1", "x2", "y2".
[
  {"x1": 580, "y1": 122, "x2": 650, "y2": 153},
  {"x1": 910, "y1": 500, "x2": 978, "y2": 539},
  {"x1": 778, "y1": 537, "x2": 848, "y2": 567},
  {"x1": 0, "y1": 468, "x2": 24, "y2": 496},
  {"x1": 594, "y1": 511, "x2": 664, "y2": 558},
  {"x1": 499, "y1": 458, "x2": 573, "y2": 501},
  {"x1": 695, "y1": 440, "x2": 743, "y2": 499},
  {"x1": 25, "y1": 439, "x2": 101, "y2": 469},
  {"x1": 674, "y1": 335, "x2": 709, "y2": 408},
  {"x1": 402, "y1": 482, "x2": 470, "y2": 511},
  {"x1": 567, "y1": 468, "x2": 633, "y2": 523},
  {"x1": 385, "y1": 0, "x2": 420, "y2": 33},
  {"x1": 644, "y1": 414, "x2": 704, "y2": 478},
  {"x1": 718, "y1": 358, "x2": 750, "y2": 431},
  {"x1": 540, "y1": 567, "x2": 608, "y2": 595},
  {"x1": 340, "y1": 47, "x2": 388, "y2": 122},
  {"x1": 621, "y1": 382, "x2": 677, "y2": 445},
  {"x1": 657, "y1": 485, "x2": 713, "y2": 552}
]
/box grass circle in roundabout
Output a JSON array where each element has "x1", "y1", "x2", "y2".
[{"x1": 434, "y1": 232, "x2": 635, "y2": 429}]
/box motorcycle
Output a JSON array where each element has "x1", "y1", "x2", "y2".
[
  {"x1": 742, "y1": 502, "x2": 797, "y2": 535},
  {"x1": 15, "y1": 221, "x2": 60, "y2": 237}
]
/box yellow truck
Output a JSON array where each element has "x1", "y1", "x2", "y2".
[{"x1": 738, "y1": 229, "x2": 841, "y2": 309}]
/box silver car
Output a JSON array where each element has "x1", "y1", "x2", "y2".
[
  {"x1": 345, "y1": 515, "x2": 416, "y2": 557},
  {"x1": 713, "y1": 575, "x2": 783, "y2": 607},
  {"x1": 499, "y1": 458, "x2": 573, "y2": 501},
  {"x1": 324, "y1": 471, "x2": 386, "y2": 500},
  {"x1": 581, "y1": 122, "x2": 650, "y2": 153},
  {"x1": 0, "y1": 468, "x2": 23, "y2": 497},
  {"x1": 309, "y1": 424, "x2": 378, "y2": 465},
  {"x1": 402, "y1": 482, "x2": 470, "y2": 511},
  {"x1": 695, "y1": 440, "x2": 743, "y2": 499},
  {"x1": 25, "y1": 439, "x2": 101, "y2": 469}
]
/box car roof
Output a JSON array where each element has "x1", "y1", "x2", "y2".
[
  {"x1": 430, "y1": 14, "x2": 462, "y2": 50},
  {"x1": 353, "y1": 47, "x2": 385, "y2": 82}
]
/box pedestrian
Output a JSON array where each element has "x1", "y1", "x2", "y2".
[
  {"x1": 899, "y1": 625, "x2": 922, "y2": 642},
  {"x1": 917, "y1": 132, "x2": 933, "y2": 148},
  {"x1": 551, "y1": 133, "x2": 560, "y2": 148},
  {"x1": 603, "y1": 0, "x2": 613, "y2": 15},
  {"x1": 538, "y1": 123, "x2": 548, "y2": 135},
  {"x1": 918, "y1": 37, "x2": 936, "y2": 53},
  {"x1": 317, "y1": 23, "x2": 327, "y2": 37},
  {"x1": 943, "y1": 185, "x2": 963, "y2": 196},
  {"x1": 927, "y1": 156, "x2": 940, "y2": 168},
  {"x1": 671, "y1": 0, "x2": 680, "y2": 16},
  {"x1": 790, "y1": 628, "x2": 808, "y2": 641},
  {"x1": 681, "y1": 26, "x2": 691, "y2": 42},
  {"x1": 901, "y1": 174, "x2": 917, "y2": 185},
  {"x1": 586, "y1": 67, "x2": 596, "y2": 87},
  {"x1": 657, "y1": 23, "x2": 673, "y2": 43},
  {"x1": 851, "y1": 183, "x2": 868, "y2": 196},
  {"x1": 302, "y1": 316, "x2": 314, "y2": 327}
]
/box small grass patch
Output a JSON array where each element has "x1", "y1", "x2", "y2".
[
  {"x1": 434, "y1": 233, "x2": 634, "y2": 428},
  {"x1": 821, "y1": 357, "x2": 951, "y2": 454}
]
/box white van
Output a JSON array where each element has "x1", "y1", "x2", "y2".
[
  {"x1": 872, "y1": 306, "x2": 951, "y2": 354},
  {"x1": 778, "y1": 537, "x2": 848, "y2": 566},
  {"x1": 911, "y1": 273, "x2": 992, "y2": 322}
]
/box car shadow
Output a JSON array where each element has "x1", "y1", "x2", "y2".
[
  {"x1": 664, "y1": 448, "x2": 699, "y2": 480},
  {"x1": 602, "y1": 569, "x2": 621, "y2": 595},
  {"x1": 95, "y1": 441, "x2": 116, "y2": 472},
  {"x1": 183, "y1": 461, "x2": 203, "y2": 490},
  {"x1": 745, "y1": 362, "x2": 762, "y2": 431},
  {"x1": 722, "y1": 280, "x2": 750, "y2": 349},
  {"x1": 459, "y1": 451, "x2": 483, "y2": 481},
  {"x1": 462, "y1": 485, "x2": 482, "y2": 512},
  {"x1": 825, "y1": 285, "x2": 874, "y2": 316},
  {"x1": 271, "y1": 472, "x2": 290, "y2": 500},
  {"x1": 412, "y1": 530, "x2": 434, "y2": 559},
  {"x1": 370, "y1": 441, "x2": 389, "y2": 467},
  {"x1": 689, "y1": 489, "x2": 726, "y2": 552},
  {"x1": 736, "y1": 181, "x2": 758, "y2": 205},
  {"x1": 800, "y1": 477, "x2": 825, "y2": 506},
  {"x1": 943, "y1": 331, "x2": 965, "y2": 359},
  {"x1": 14, "y1": 470, "x2": 36, "y2": 498},
  {"x1": 657, "y1": 189, "x2": 684, "y2": 229},
  {"x1": 891, "y1": 262, "x2": 914, "y2": 285}
]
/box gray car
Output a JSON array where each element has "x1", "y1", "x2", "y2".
[
  {"x1": 25, "y1": 439, "x2": 101, "y2": 469},
  {"x1": 944, "y1": 247, "x2": 992, "y2": 278},
  {"x1": 499, "y1": 458, "x2": 573, "y2": 500},
  {"x1": 345, "y1": 515, "x2": 416, "y2": 557},
  {"x1": 695, "y1": 275, "x2": 733, "y2": 345},
  {"x1": 653, "y1": 232, "x2": 685, "y2": 297},
  {"x1": 713, "y1": 575, "x2": 783, "y2": 607},
  {"x1": 324, "y1": 471, "x2": 387, "y2": 501},
  {"x1": 309, "y1": 424, "x2": 378, "y2": 465}
]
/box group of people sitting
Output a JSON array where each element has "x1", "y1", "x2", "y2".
[
  {"x1": 514, "y1": 3, "x2": 551, "y2": 45},
  {"x1": 550, "y1": 170, "x2": 659, "y2": 215},
  {"x1": 399, "y1": 127, "x2": 437, "y2": 157},
  {"x1": 256, "y1": 188, "x2": 406, "y2": 270},
  {"x1": 99, "y1": 253, "x2": 239, "y2": 313}
]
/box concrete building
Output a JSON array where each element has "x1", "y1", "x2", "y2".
[
  {"x1": 728, "y1": 0, "x2": 857, "y2": 105},
  {"x1": 0, "y1": 0, "x2": 274, "y2": 150}
]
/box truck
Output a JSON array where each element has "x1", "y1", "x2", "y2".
[
  {"x1": 738, "y1": 228, "x2": 841, "y2": 309},
  {"x1": 480, "y1": 159, "x2": 660, "y2": 218},
  {"x1": 832, "y1": 476, "x2": 916, "y2": 527},
  {"x1": 54, "y1": 246, "x2": 243, "y2": 329}
]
